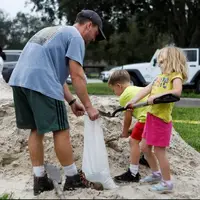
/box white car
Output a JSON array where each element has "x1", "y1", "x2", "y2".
[{"x1": 100, "y1": 66, "x2": 123, "y2": 82}]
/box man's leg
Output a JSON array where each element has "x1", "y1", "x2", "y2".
[
  {"x1": 53, "y1": 129, "x2": 103, "y2": 191},
  {"x1": 28, "y1": 129, "x2": 44, "y2": 173},
  {"x1": 53, "y1": 129, "x2": 78, "y2": 176},
  {"x1": 28, "y1": 129, "x2": 54, "y2": 195},
  {"x1": 12, "y1": 87, "x2": 54, "y2": 196}
]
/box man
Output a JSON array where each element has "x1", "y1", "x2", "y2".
[{"x1": 9, "y1": 9, "x2": 106, "y2": 196}]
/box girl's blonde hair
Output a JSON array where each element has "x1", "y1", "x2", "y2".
[{"x1": 157, "y1": 46, "x2": 188, "y2": 81}]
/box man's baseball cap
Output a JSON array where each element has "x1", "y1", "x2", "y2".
[{"x1": 76, "y1": 9, "x2": 106, "y2": 41}]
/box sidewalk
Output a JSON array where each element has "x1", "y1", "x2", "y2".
[{"x1": 176, "y1": 98, "x2": 200, "y2": 107}]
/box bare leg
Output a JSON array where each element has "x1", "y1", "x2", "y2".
[
  {"x1": 154, "y1": 146, "x2": 171, "y2": 180},
  {"x1": 141, "y1": 139, "x2": 159, "y2": 172},
  {"x1": 130, "y1": 138, "x2": 140, "y2": 165},
  {"x1": 53, "y1": 129, "x2": 74, "y2": 166},
  {"x1": 28, "y1": 129, "x2": 44, "y2": 166}
]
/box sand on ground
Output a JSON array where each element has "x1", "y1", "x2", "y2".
[{"x1": 0, "y1": 78, "x2": 200, "y2": 199}]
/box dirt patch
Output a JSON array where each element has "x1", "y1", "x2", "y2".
[{"x1": 0, "y1": 80, "x2": 200, "y2": 199}]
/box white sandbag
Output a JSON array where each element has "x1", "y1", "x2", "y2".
[{"x1": 82, "y1": 115, "x2": 117, "y2": 190}]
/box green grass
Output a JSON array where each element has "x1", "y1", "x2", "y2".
[
  {"x1": 69, "y1": 83, "x2": 113, "y2": 95},
  {"x1": 69, "y1": 83, "x2": 200, "y2": 97},
  {"x1": 0, "y1": 193, "x2": 13, "y2": 200},
  {"x1": 181, "y1": 91, "x2": 200, "y2": 98},
  {"x1": 172, "y1": 107, "x2": 200, "y2": 152}
]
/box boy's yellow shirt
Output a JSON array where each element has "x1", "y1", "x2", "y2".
[
  {"x1": 119, "y1": 86, "x2": 149, "y2": 123},
  {"x1": 149, "y1": 72, "x2": 183, "y2": 122}
]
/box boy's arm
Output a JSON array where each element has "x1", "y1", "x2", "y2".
[{"x1": 121, "y1": 110, "x2": 133, "y2": 138}]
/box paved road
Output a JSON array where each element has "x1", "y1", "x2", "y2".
[
  {"x1": 175, "y1": 98, "x2": 200, "y2": 107},
  {"x1": 87, "y1": 78, "x2": 102, "y2": 83}
]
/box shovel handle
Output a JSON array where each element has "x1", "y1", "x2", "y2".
[
  {"x1": 133, "y1": 102, "x2": 148, "y2": 108},
  {"x1": 112, "y1": 102, "x2": 148, "y2": 117}
]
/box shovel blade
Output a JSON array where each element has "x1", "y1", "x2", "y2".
[
  {"x1": 98, "y1": 109, "x2": 113, "y2": 117},
  {"x1": 45, "y1": 163, "x2": 62, "y2": 184}
]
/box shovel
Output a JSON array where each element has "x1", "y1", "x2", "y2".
[
  {"x1": 45, "y1": 163, "x2": 66, "y2": 199},
  {"x1": 99, "y1": 93, "x2": 180, "y2": 118}
]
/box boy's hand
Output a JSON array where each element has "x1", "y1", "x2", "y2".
[
  {"x1": 125, "y1": 100, "x2": 136, "y2": 109},
  {"x1": 120, "y1": 131, "x2": 129, "y2": 138}
]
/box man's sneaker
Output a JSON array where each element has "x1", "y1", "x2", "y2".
[
  {"x1": 150, "y1": 181, "x2": 173, "y2": 193},
  {"x1": 63, "y1": 170, "x2": 103, "y2": 191},
  {"x1": 114, "y1": 169, "x2": 141, "y2": 183},
  {"x1": 139, "y1": 155, "x2": 150, "y2": 168},
  {"x1": 140, "y1": 173, "x2": 162, "y2": 184},
  {"x1": 34, "y1": 173, "x2": 54, "y2": 196}
]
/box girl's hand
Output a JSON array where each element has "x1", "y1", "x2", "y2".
[{"x1": 147, "y1": 95, "x2": 157, "y2": 105}]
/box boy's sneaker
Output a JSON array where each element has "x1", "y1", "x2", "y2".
[
  {"x1": 140, "y1": 173, "x2": 162, "y2": 184},
  {"x1": 34, "y1": 173, "x2": 54, "y2": 196},
  {"x1": 114, "y1": 169, "x2": 141, "y2": 183},
  {"x1": 139, "y1": 155, "x2": 150, "y2": 168},
  {"x1": 63, "y1": 170, "x2": 103, "y2": 191},
  {"x1": 150, "y1": 181, "x2": 173, "y2": 193}
]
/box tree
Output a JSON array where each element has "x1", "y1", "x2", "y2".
[
  {"x1": 6, "y1": 12, "x2": 54, "y2": 49},
  {"x1": 29, "y1": 0, "x2": 200, "y2": 47},
  {"x1": 134, "y1": 0, "x2": 200, "y2": 47},
  {"x1": 0, "y1": 10, "x2": 12, "y2": 48}
]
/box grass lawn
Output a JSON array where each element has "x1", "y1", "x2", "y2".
[
  {"x1": 69, "y1": 83, "x2": 113, "y2": 95},
  {"x1": 69, "y1": 83, "x2": 200, "y2": 98},
  {"x1": 0, "y1": 193, "x2": 13, "y2": 200},
  {"x1": 172, "y1": 107, "x2": 200, "y2": 152}
]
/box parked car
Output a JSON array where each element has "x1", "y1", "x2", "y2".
[
  {"x1": 1, "y1": 50, "x2": 88, "y2": 85},
  {"x1": 100, "y1": 66, "x2": 123, "y2": 82},
  {"x1": 123, "y1": 48, "x2": 200, "y2": 93},
  {"x1": 2, "y1": 50, "x2": 22, "y2": 83}
]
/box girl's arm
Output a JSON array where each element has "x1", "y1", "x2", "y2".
[
  {"x1": 126, "y1": 83, "x2": 153, "y2": 108},
  {"x1": 148, "y1": 78, "x2": 182, "y2": 104},
  {"x1": 121, "y1": 110, "x2": 133, "y2": 138}
]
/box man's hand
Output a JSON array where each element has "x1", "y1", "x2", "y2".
[
  {"x1": 70, "y1": 101, "x2": 85, "y2": 117},
  {"x1": 86, "y1": 106, "x2": 99, "y2": 121}
]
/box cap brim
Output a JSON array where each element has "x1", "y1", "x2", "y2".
[{"x1": 96, "y1": 28, "x2": 106, "y2": 41}]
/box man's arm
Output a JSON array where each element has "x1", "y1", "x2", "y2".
[
  {"x1": 68, "y1": 59, "x2": 92, "y2": 109},
  {"x1": 63, "y1": 83, "x2": 75, "y2": 103}
]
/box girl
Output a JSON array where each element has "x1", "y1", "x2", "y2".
[{"x1": 126, "y1": 46, "x2": 188, "y2": 193}]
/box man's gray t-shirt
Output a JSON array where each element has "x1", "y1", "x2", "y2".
[{"x1": 9, "y1": 26, "x2": 85, "y2": 101}]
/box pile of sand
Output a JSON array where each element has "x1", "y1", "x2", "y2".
[{"x1": 0, "y1": 79, "x2": 200, "y2": 199}]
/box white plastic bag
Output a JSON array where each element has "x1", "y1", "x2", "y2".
[{"x1": 82, "y1": 115, "x2": 117, "y2": 190}]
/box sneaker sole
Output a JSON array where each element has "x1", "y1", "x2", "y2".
[
  {"x1": 139, "y1": 180, "x2": 160, "y2": 185},
  {"x1": 114, "y1": 179, "x2": 140, "y2": 184}
]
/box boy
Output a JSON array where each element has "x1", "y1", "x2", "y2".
[{"x1": 108, "y1": 70, "x2": 149, "y2": 183}]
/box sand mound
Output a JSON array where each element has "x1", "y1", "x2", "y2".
[{"x1": 0, "y1": 81, "x2": 200, "y2": 199}]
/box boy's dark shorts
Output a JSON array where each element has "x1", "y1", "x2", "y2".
[{"x1": 12, "y1": 86, "x2": 69, "y2": 134}]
